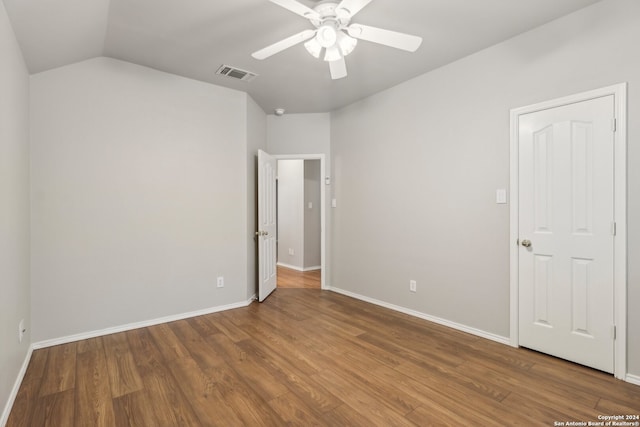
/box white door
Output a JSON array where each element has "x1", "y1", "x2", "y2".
[
  {"x1": 518, "y1": 95, "x2": 615, "y2": 373},
  {"x1": 258, "y1": 150, "x2": 277, "y2": 302}
]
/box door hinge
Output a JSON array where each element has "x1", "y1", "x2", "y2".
[
  {"x1": 611, "y1": 118, "x2": 617, "y2": 132},
  {"x1": 611, "y1": 222, "x2": 617, "y2": 236},
  {"x1": 612, "y1": 325, "x2": 617, "y2": 340}
]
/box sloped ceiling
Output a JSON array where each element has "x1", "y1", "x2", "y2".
[{"x1": 3, "y1": 0, "x2": 601, "y2": 113}]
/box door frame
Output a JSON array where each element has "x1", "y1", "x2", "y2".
[
  {"x1": 274, "y1": 153, "x2": 327, "y2": 290},
  {"x1": 509, "y1": 83, "x2": 627, "y2": 380}
]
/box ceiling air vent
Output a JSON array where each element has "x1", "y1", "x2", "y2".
[{"x1": 216, "y1": 65, "x2": 257, "y2": 82}]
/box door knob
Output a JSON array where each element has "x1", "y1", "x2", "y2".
[{"x1": 521, "y1": 239, "x2": 532, "y2": 248}]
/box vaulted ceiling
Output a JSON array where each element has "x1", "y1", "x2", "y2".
[{"x1": 3, "y1": 0, "x2": 601, "y2": 113}]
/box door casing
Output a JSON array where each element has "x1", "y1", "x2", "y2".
[
  {"x1": 509, "y1": 83, "x2": 627, "y2": 380},
  {"x1": 274, "y1": 153, "x2": 327, "y2": 290}
]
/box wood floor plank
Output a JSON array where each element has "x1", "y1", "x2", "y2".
[
  {"x1": 76, "y1": 336, "x2": 104, "y2": 354},
  {"x1": 30, "y1": 389, "x2": 75, "y2": 427},
  {"x1": 38, "y1": 343, "x2": 77, "y2": 397},
  {"x1": 206, "y1": 364, "x2": 285, "y2": 427},
  {"x1": 112, "y1": 390, "x2": 161, "y2": 427},
  {"x1": 167, "y1": 319, "x2": 226, "y2": 369},
  {"x1": 529, "y1": 362, "x2": 640, "y2": 409},
  {"x1": 237, "y1": 338, "x2": 342, "y2": 414},
  {"x1": 21, "y1": 348, "x2": 48, "y2": 384},
  {"x1": 166, "y1": 357, "x2": 245, "y2": 426},
  {"x1": 311, "y1": 368, "x2": 417, "y2": 427},
  {"x1": 102, "y1": 333, "x2": 144, "y2": 398},
  {"x1": 457, "y1": 358, "x2": 601, "y2": 410},
  {"x1": 379, "y1": 363, "x2": 520, "y2": 426},
  {"x1": 236, "y1": 320, "x2": 324, "y2": 376},
  {"x1": 5, "y1": 362, "x2": 45, "y2": 427},
  {"x1": 277, "y1": 266, "x2": 321, "y2": 289},
  {"x1": 146, "y1": 323, "x2": 191, "y2": 362},
  {"x1": 207, "y1": 333, "x2": 288, "y2": 402},
  {"x1": 136, "y1": 358, "x2": 202, "y2": 426},
  {"x1": 322, "y1": 404, "x2": 380, "y2": 427},
  {"x1": 210, "y1": 314, "x2": 252, "y2": 343},
  {"x1": 6, "y1": 348, "x2": 50, "y2": 427},
  {"x1": 125, "y1": 328, "x2": 164, "y2": 376},
  {"x1": 7, "y1": 287, "x2": 640, "y2": 426},
  {"x1": 501, "y1": 392, "x2": 578, "y2": 426},
  {"x1": 268, "y1": 392, "x2": 328, "y2": 426},
  {"x1": 187, "y1": 315, "x2": 222, "y2": 337},
  {"x1": 74, "y1": 349, "x2": 116, "y2": 427}
]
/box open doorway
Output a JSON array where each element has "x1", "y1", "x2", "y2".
[{"x1": 275, "y1": 157, "x2": 323, "y2": 289}]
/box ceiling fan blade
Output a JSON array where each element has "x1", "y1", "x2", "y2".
[
  {"x1": 335, "y1": 0, "x2": 372, "y2": 17},
  {"x1": 269, "y1": 0, "x2": 320, "y2": 20},
  {"x1": 329, "y1": 57, "x2": 347, "y2": 80},
  {"x1": 347, "y1": 24, "x2": 422, "y2": 52},
  {"x1": 252, "y1": 29, "x2": 316, "y2": 60}
]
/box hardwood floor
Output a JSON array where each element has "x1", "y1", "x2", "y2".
[
  {"x1": 276, "y1": 266, "x2": 320, "y2": 289},
  {"x1": 7, "y1": 289, "x2": 640, "y2": 426}
]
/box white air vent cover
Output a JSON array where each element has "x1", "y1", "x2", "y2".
[{"x1": 216, "y1": 65, "x2": 258, "y2": 82}]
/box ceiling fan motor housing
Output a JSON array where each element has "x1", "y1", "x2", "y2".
[{"x1": 309, "y1": 2, "x2": 351, "y2": 28}]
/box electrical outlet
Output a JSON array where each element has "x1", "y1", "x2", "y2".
[
  {"x1": 217, "y1": 276, "x2": 224, "y2": 288},
  {"x1": 18, "y1": 319, "x2": 25, "y2": 343},
  {"x1": 409, "y1": 280, "x2": 417, "y2": 293},
  {"x1": 288, "y1": 248, "x2": 294, "y2": 256}
]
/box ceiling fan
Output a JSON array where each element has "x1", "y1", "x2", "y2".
[{"x1": 252, "y1": 0, "x2": 422, "y2": 79}]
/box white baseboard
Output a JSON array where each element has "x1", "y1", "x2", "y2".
[
  {"x1": 32, "y1": 297, "x2": 255, "y2": 350},
  {"x1": 277, "y1": 262, "x2": 321, "y2": 272},
  {"x1": 276, "y1": 262, "x2": 303, "y2": 271},
  {"x1": 1, "y1": 345, "x2": 33, "y2": 427},
  {"x1": 328, "y1": 287, "x2": 510, "y2": 346},
  {"x1": 627, "y1": 373, "x2": 640, "y2": 386}
]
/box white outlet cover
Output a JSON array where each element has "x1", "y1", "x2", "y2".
[
  {"x1": 217, "y1": 277, "x2": 224, "y2": 288},
  {"x1": 496, "y1": 189, "x2": 507, "y2": 204}
]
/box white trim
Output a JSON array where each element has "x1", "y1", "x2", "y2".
[
  {"x1": 276, "y1": 262, "x2": 321, "y2": 272},
  {"x1": 329, "y1": 287, "x2": 510, "y2": 345},
  {"x1": 32, "y1": 297, "x2": 255, "y2": 350},
  {"x1": 1, "y1": 346, "x2": 33, "y2": 427},
  {"x1": 626, "y1": 374, "x2": 640, "y2": 387},
  {"x1": 277, "y1": 262, "x2": 304, "y2": 271},
  {"x1": 273, "y1": 154, "x2": 328, "y2": 290},
  {"x1": 509, "y1": 83, "x2": 628, "y2": 380}
]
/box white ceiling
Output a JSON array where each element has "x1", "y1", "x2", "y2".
[{"x1": 3, "y1": 0, "x2": 601, "y2": 113}]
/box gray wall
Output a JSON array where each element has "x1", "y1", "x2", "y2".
[
  {"x1": 30, "y1": 57, "x2": 250, "y2": 342},
  {"x1": 330, "y1": 0, "x2": 640, "y2": 375},
  {"x1": 304, "y1": 160, "x2": 321, "y2": 270},
  {"x1": 0, "y1": 2, "x2": 31, "y2": 422},
  {"x1": 277, "y1": 159, "x2": 305, "y2": 270},
  {"x1": 267, "y1": 113, "x2": 330, "y2": 156}
]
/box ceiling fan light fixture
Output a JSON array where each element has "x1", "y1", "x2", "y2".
[
  {"x1": 304, "y1": 37, "x2": 322, "y2": 59},
  {"x1": 324, "y1": 45, "x2": 342, "y2": 62},
  {"x1": 316, "y1": 24, "x2": 338, "y2": 48},
  {"x1": 337, "y1": 31, "x2": 358, "y2": 57}
]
